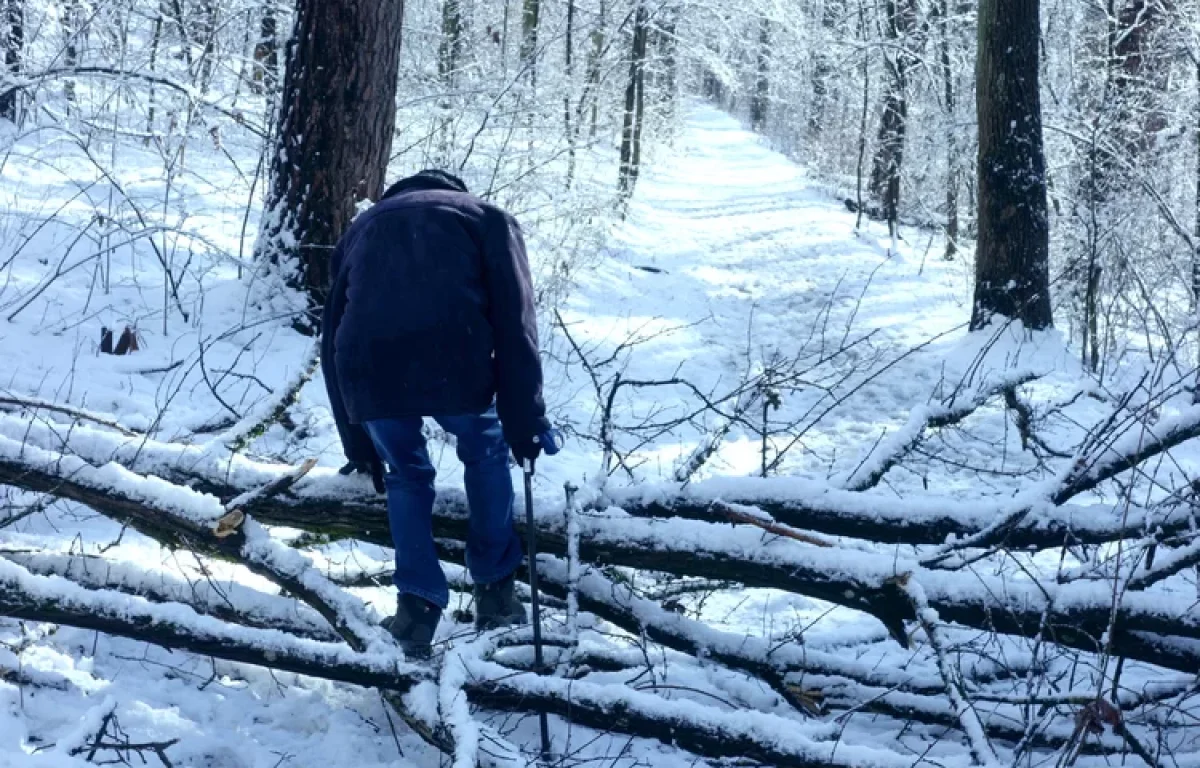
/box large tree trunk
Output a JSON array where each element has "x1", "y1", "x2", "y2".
[
  {"x1": 0, "y1": 0, "x2": 22, "y2": 122},
  {"x1": 1111, "y1": 0, "x2": 1165, "y2": 156},
  {"x1": 971, "y1": 0, "x2": 1052, "y2": 331},
  {"x1": 255, "y1": 0, "x2": 406, "y2": 313},
  {"x1": 617, "y1": 2, "x2": 649, "y2": 204}
]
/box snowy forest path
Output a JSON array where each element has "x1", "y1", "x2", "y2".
[{"x1": 554, "y1": 105, "x2": 970, "y2": 481}]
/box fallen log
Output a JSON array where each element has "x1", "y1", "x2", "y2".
[
  {"x1": 5, "y1": 411, "x2": 1195, "y2": 552},
  {"x1": 3, "y1": 442, "x2": 1199, "y2": 675},
  {"x1": 0, "y1": 557, "x2": 950, "y2": 768}
]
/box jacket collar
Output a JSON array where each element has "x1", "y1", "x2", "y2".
[{"x1": 382, "y1": 172, "x2": 468, "y2": 200}]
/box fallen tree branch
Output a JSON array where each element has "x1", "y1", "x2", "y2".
[
  {"x1": 0, "y1": 557, "x2": 952, "y2": 768},
  {"x1": 0, "y1": 395, "x2": 140, "y2": 437},
  {"x1": 0, "y1": 548, "x2": 339, "y2": 643},
  {"x1": 216, "y1": 342, "x2": 320, "y2": 454},
  {"x1": 840, "y1": 371, "x2": 1039, "y2": 492}
]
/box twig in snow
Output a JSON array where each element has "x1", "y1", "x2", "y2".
[
  {"x1": 712, "y1": 500, "x2": 834, "y2": 548},
  {"x1": 0, "y1": 395, "x2": 140, "y2": 437}
]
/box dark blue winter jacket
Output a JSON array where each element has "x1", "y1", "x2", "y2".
[{"x1": 321, "y1": 173, "x2": 550, "y2": 463}]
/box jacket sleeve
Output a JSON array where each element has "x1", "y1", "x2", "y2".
[
  {"x1": 481, "y1": 209, "x2": 551, "y2": 446},
  {"x1": 321, "y1": 242, "x2": 379, "y2": 464}
]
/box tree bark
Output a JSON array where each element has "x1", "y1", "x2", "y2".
[
  {"x1": 971, "y1": 0, "x2": 1053, "y2": 331},
  {"x1": 254, "y1": 0, "x2": 406, "y2": 312},
  {"x1": 1073, "y1": 0, "x2": 1164, "y2": 364},
  {"x1": 0, "y1": 0, "x2": 22, "y2": 122}
]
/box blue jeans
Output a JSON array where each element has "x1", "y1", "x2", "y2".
[{"x1": 364, "y1": 408, "x2": 522, "y2": 609}]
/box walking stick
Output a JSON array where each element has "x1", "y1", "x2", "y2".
[{"x1": 522, "y1": 459, "x2": 552, "y2": 760}]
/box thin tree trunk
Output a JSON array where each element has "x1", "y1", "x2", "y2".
[
  {"x1": 196, "y1": 0, "x2": 219, "y2": 92},
  {"x1": 436, "y1": 0, "x2": 463, "y2": 164},
  {"x1": 500, "y1": 0, "x2": 510, "y2": 74},
  {"x1": 586, "y1": 0, "x2": 605, "y2": 138},
  {"x1": 853, "y1": 0, "x2": 869, "y2": 230},
  {"x1": 618, "y1": 2, "x2": 649, "y2": 204},
  {"x1": 971, "y1": 0, "x2": 1053, "y2": 331},
  {"x1": 252, "y1": 3, "x2": 279, "y2": 94},
  {"x1": 169, "y1": 0, "x2": 193, "y2": 69},
  {"x1": 520, "y1": 0, "x2": 540, "y2": 84},
  {"x1": 439, "y1": 0, "x2": 463, "y2": 82},
  {"x1": 868, "y1": 0, "x2": 919, "y2": 246},
  {"x1": 1194, "y1": 56, "x2": 1200, "y2": 307},
  {"x1": 0, "y1": 0, "x2": 23, "y2": 122},
  {"x1": 146, "y1": 3, "x2": 165, "y2": 140},
  {"x1": 255, "y1": 0, "x2": 406, "y2": 315},
  {"x1": 750, "y1": 17, "x2": 769, "y2": 132},
  {"x1": 659, "y1": 10, "x2": 677, "y2": 120},
  {"x1": 62, "y1": 0, "x2": 81, "y2": 104},
  {"x1": 939, "y1": 0, "x2": 958, "y2": 260},
  {"x1": 809, "y1": 0, "x2": 837, "y2": 138},
  {"x1": 564, "y1": 0, "x2": 576, "y2": 184}
]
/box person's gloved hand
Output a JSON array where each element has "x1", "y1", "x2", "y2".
[
  {"x1": 511, "y1": 428, "x2": 563, "y2": 469},
  {"x1": 339, "y1": 459, "x2": 385, "y2": 494}
]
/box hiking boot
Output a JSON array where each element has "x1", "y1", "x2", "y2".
[
  {"x1": 382, "y1": 592, "x2": 442, "y2": 659},
  {"x1": 474, "y1": 573, "x2": 527, "y2": 631}
]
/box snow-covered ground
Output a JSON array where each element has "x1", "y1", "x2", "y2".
[{"x1": 2, "y1": 104, "x2": 1194, "y2": 767}]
